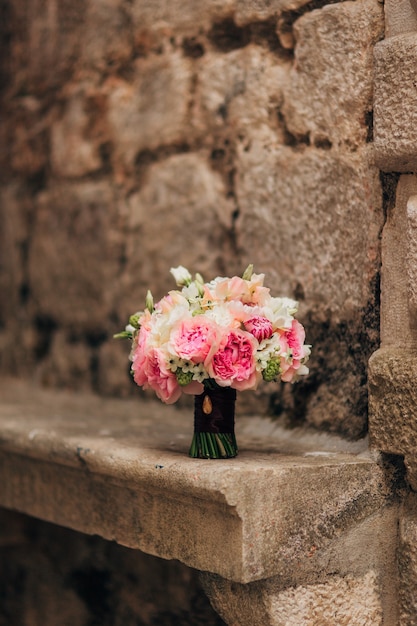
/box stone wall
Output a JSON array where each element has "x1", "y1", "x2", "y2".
[{"x1": 0, "y1": 0, "x2": 384, "y2": 438}]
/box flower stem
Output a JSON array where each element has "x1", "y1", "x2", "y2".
[{"x1": 188, "y1": 432, "x2": 238, "y2": 459}]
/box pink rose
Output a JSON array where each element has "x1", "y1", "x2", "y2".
[
  {"x1": 206, "y1": 329, "x2": 259, "y2": 391},
  {"x1": 170, "y1": 317, "x2": 219, "y2": 363},
  {"x1": 244, "y1": 316, "x2": 273, "y2": 342},
  {"x1": 132, "y1": 343, "x2": 181, "y2": 404},
  {"x1": 278, "y1": 320, "x2": 307, "y2": 382},
  {"x1": 285, "y1": 319, "x2": 306, "y2": 361},
  {"x1": 130, "y1": 325, "x2": 151, "y2": 387}
]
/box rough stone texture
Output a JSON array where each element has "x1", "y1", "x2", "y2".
[
  {"x1": 120, "y1": 154, "x2": 236, "y2": 311},
  {"x1": 0, "y1": 1, "x2": 412, "y2": 623},
  {"x1": 368, "y1": 347, "x2": 417, "y2": 491},
  {"x1": 237, "y1": 144, "x2": 382, "y2": 437},
  {"x1": 202, "y1": 504, "x2": 400, "y2": 625},
  {"x1": 374, "y1": 33, "x2": 417, "y2": 172},
  {"x1": 28, "y1": 181, "x2": 125, "y2": 331},
  {"x1": 0, "y1": 378, "x2": 402, "y2": 625},
  {"x1": 0, "y1": 507, "x2": 225, "y2": 626},
  {"x1": 398, "y1": 494, "x2": 417, "y2": 626},
  {"x1": 267, "y1": 572, "x2": 383, "y2": 626},
  {"x1": 384, "y1": 0, "x2": 417, "y2": 37},
  {"x1": 281, "y1": 0, "x2": 383, "y2": 150},
  {"x1": 0, "y1": 378, "x2": 397, "y2": 585},
  {"x1": 204, "y1": 571, "x2": 384, "y2": 626},
  {"x1": 0, "y1": 0, "x2": 385, "y2": 439},
  {"x1": 406, "y1": 194, "x2": 417, "y2": 325},
  {"x1": 51, "y1": 91, "x2": 102, "y2": 178},
  {"x1": 106, "y1": 53, "x2": 193, "y2": 174},
  {"x1": 379, "y1": 175, "x2": 417, "y2": 348}
]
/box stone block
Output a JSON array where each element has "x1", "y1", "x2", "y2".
[
  {"x1": 384, "y1": 0, "x2": 417, "y2": 38},
  {"x1": 234, "y1": 0, "x2": 321, "y2": 24},
  {"x1": 81, "y1": 0, "x2": 134, "y2": 71},
  {"x1": 374, "y1": 34, "x2": 417, "y2": 172},
  {"x1": 194, "y1": 45, "x2": 287, "y2": 135},
  {"x1": 119, "y1": 153, "x2": 235, "y2": 313},
  {"x1": 268, "y1": 571, "x2": 384, "y2": 626},
  {"x1": 9, "y1": 0, "x2": 85, "y2": 94},
  {"x1": 203, "y1": 571, "x2": 384, "y2": 626},
  {"x1": 131, "y1": 0, "x2": 234, "y2": 36},
  {"x1": 281, "y1": 0, "x2": 383, "y2": 150},
  {"x1": 28, "y1": 181, "x2": 124, "y2": 329},
  {"x1": 202, "y1": 503, "x2": 399, "y2": 625},
  {"x1": 379, "y1": 174, "x2": 417, "y2": 347},
  {"x1": 235, "y1": 143, "x2": 382, "y2": 436},
  {"x1": 369, "y1": 347, "x2": 417, "y2": 490},
  {"x1": 51, "y1": 92, "x2": 102, "y2": 178},
  {"x1": 236, "y1": 145, "x2": 381, "y2": 317},
  {"x1": 130, "y1": 0, "x2": 315, "y2": 33},
  {"x1": 106, "y1": 53, "x2": 192, "y2": 171}
]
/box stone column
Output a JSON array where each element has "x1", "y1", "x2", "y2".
[
  {"x1": 370, "y1": 0, "x2": 417, "y2": 485},
  {"x1": 369, "y1": 2, "x2": 417, "y2": 623}
]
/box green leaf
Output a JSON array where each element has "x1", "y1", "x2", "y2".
[{"x1": 113, "y1": 331, "x2": 132, "y2": 340}]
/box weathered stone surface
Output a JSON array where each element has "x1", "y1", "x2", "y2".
[
  {"x1": 236, "y1": 144, "x2": 382, "y2": 436},
  {"x1": 130, "y1": 0, "x2": 315, "y2": 33},
  {"x1": 234, "y1": 0, "x2": 325, "y2": 24},
  {"x1": 374, "y1": 33, "x2": 417, "y2": 172},
  {"x1": 268, "y1": 571, "x2": 383, "y2": 626},
  {"x1": 106, "y1": 53, "x2": 193, "y2": 172},
  {"x1": 398, "y1": 494, "x2": 417, "y2": 626},
  {"x1": 118, "y1": 153, "x2": 235, "y2": 312},
  {"x1": 0, "y1": 0, "x2": 386, "y2": 440},
  {"x1": 28, "y1": 181, "x2": 125, "y2": 329},
  {"x1": 81, "y1": 0, "x2": 134, "y2": 71},
  {"x1": 51, "y1": 91, "x2": 102, "y2": 178},
  {"x1": 369, "y1": 347, "x2": 417, "y2": 490},
  {"x1": 203, "y1": 504, "x2": 399, "y2": 625},
  {"x1": 194, "y1": 45, "x2": 288, "y2": 135},
  {"x1": 204, "y1": 571, "x2": 384, "y2": 626},
  {"x1": 406, "y1": 194, "x2": 417, "y2": 325},
  {"x1": 237, "y1": 146, "x2": 381, "y2": 317},
  {"x1": 8, "y1": 0, "x2": 85, "y2": 94},
  {"x1": 0, "y1": 378, "x2": 395, "y2": 584},
  {"x1": 281, "y1": 0, "x2": 384, "y2": 150},
  {"x1": 384, "y1": 0, "x2": 417, "y2": 38},
  {"x1": 380, "y1": 174, "x2": 417, "y2": 348},
  {"x1": 131, "y1": 0, "x2": 235, "y2": 36}
]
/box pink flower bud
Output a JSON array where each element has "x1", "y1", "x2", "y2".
[{"x1": 244, "y1": 316, "x2": 273, "y2": 342}]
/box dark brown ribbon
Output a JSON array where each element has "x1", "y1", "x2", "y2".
[{"x1": 194, "y1": 387, "x2": 236, "y2": 433}]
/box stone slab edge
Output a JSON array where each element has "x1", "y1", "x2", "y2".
[{"x1": 0, "y1": 381, "x2": 393, "y2": 583}]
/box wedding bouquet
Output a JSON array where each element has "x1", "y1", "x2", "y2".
[{"x1": 116, "y1": 265, "x2": 311, "y2": 458}]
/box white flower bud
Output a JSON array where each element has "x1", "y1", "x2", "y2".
[
  {"x1": 170, "y1": 265, "x2": 192, "y2": 286},
  {"x1": 145, "y1": 290, "x2": 154, "y2": 312},
  {"x1": 242, "y1": 264, "x2": 254, "y2": 280}
]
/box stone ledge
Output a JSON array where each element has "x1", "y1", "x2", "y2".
[
  {"x1": 369, "y1": 347, "x2": 417, "y2": 490},
  {"x1": 0, "y1": 378, "x2": 394, "y2": 584}
]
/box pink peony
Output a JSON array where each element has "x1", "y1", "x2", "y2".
[
  {"x1": 279, "y1": 320, "x2": 307, "y2": 382},
  {"x1": 130, "y1": 325, "x2": 151, "y2": 387},
  {"x1": 132, "y1": 343, "x2": 182, "y2": 404},
  {"x1": 206, "y1": 329, "x2": 259, "y2": 391},
  {"x1": 170, "y1": 316, "x2": 219, "y2": 363},
  {"x1": 244, "y1": 316, "x2": 273, "y2": 342},
  {"x1": 285, "y1": 319, "x2": 306, "y2": 361}
]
